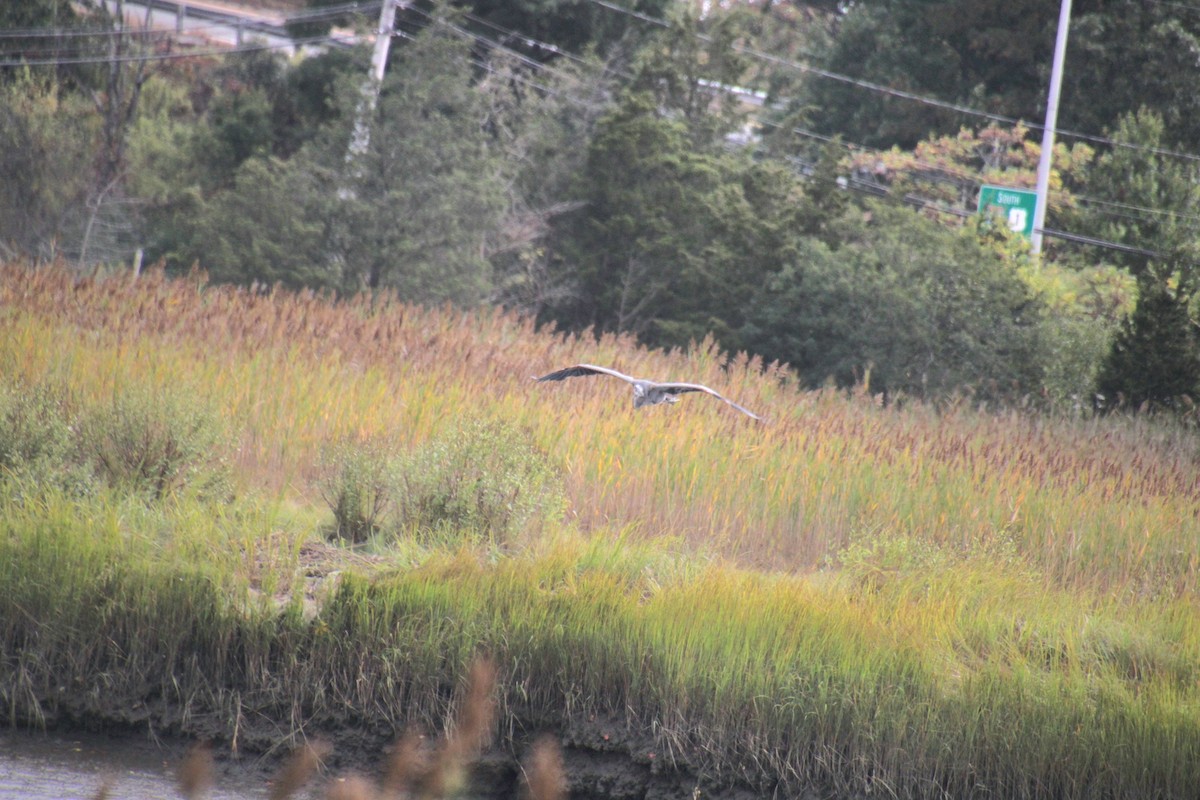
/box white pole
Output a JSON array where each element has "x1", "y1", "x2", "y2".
[
  {"x1": 347, "y1": 0, "x2": 399, "y2": 159},
  {"x1": 369, "y1": 0, "x2": 399, "y2": 85},
  {"x1": 1032, "y1": 0, "x2": 1072, "y2": 255}
]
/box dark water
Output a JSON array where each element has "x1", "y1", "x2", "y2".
[{"x1": 0, "y1": 730, "x2": 274, "y2": 800}]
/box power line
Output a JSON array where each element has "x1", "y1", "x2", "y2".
[
  {"x1": 401, "y1": 0, "x2": 1200, "y2": 243},
  {"x1": 793, "y1": 122, "x2": 1200, "y2": 235},
  {"x1": 2, "y1": 0, "x2": 1189, "y2": 261},
  {"x1": 583, "y1": 0, "x2": 1200, "y2": 166},
  {"x1": 399, "y1": 6, "x2": 626, "y2": 108},
  {"x1": 444, "y1": 4, "x2": 1190, "y2": 257}
]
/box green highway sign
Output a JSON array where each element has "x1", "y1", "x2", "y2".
[{"x1": 977, "y1": 185, "x2": 1038, "y2": 239}]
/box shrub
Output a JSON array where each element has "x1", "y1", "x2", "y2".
[
  {"x1": 396, "y1": 418, "x2": 565, "y2": 547},
  {"x1": 1096, "y1": 281, "x2": 1200, "y2": 412},
  {"x1": 0, "y1": 379, "x2": 94, "y2": 495},
  {"x1": 317, "y1": 435, "x2": 399, "y2": 544},
  {"x1": 77, "y1": 384, "x2": 232, "y2": 501}
]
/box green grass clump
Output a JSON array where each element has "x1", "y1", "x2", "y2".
[
  {"x1": 317, "y1": 418, "x2": 565, "y2": 546},
  {"x1": 77, "y1": 382, "x2": 234, "y2": 501},
  {"x1": 395, "y1": 417, "x2": 566, "y2": 547},
  {"x1": 0, "y1": 372, "x2": 234, "y2": 503},
  {"x1": 318, "y1": 434, "x2": 400, "y2": 543},
  {"x1": 0, "y1": 379, "x2": 93, "y2": 495}
]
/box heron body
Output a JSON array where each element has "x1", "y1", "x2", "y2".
[{"x1": 534, "y1": 363, "x2": 762, "y2": 421}]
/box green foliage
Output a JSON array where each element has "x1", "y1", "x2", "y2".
[
  {"x1": 0, "y1": 380, "x2": 94, "y2": 495},
  {"x1": 329, "y1": 24, "x2": 507, "y2": 302},
  {"x1": 539, "y1": 7, "x2": 779, "y2": 343},
  {"x1": 740, "y1": 201, "x2": 1044, "y2": 400},
  {"x1": 0, "y1": 376, "x2": 238, "y2": 501},
  {"x1": 628, "y1": 8, "x2": 755, "y2": 142},
  {"x1": 317, "y1": 434, "x2": 399, "y2": 544},
  {"x1": 192, "y1": 86, "x2": 276, "y2": 185},
  {"x1": 793, "y1": 0, "x2": 1200, "y2": 157},
  {"x1": 1072, "y1": 109, "x2": 1200, "y2": 289},
  {"x1": 1096, "y1": 282, "x2": 1200, "y2": 412},
  {"x1": 316, "y1": 419, "x2": 565, "y2": 548},
  {"x1": 0, "y1": 381, "x2": 70, "y2": 471},
  {"x1": 0, "y1": 1, "x2": 85, "y2": 87},
  {"x1": 1021, "y1": 262, "x2": 1134, "y2": 407},
  {"x1": 126, "y1": 49, "x2": 364, "y2": 278},
  {"x1": 461, "y1": 0, "x2": 671, "y2": 56},
  {"x1": 549, "y1": 90, "x2": 792, "y2": 346},
  {"x1": 188, "y1": 155, "x2": 336, "y2": 289},
  {"x1": 801, "y1": 0, "x2": 1057, "y2": 148},
  {"x1": 1067, "y1": 110, "x2": 1200, "y2": 412},
  {"x1": 1066, "y1": 2, "x2": 1200, "y2": 154},
  {"x1": 210, "y1": 47, "x2": 359, "y2": 159},
  {"x1": 0, "y1": 73, "x2": 97, "y2": 261},
  {"x1": 396, "y1": 418, "x2": 565, "y2": 547},
  {"x1": 77, "y1": 384, "x2": 233, "y2": 501},
  {"x1": 0, "y1": 0, "x2": 79, "y2": 34},
  {"x1": 285, "y1": 48, "x2": 366, "y2": 148}
]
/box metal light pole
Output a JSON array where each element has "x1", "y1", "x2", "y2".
[{"x1": 1032, "y1": 0, "x2": 1072, "y2": 255}]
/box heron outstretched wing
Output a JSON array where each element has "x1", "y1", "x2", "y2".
[
  {"x1": 656, "y1": 382, "x2": 762, "y2": 420},
  {"x1": 534, "y1": 364, "x2": 762, "y2": 421},
  {"x1": 533, "y1": 364, "x2": 638, "y2": 384}
]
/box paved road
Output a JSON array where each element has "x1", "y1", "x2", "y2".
[{"x1": 103, "y1": 0, "x2": 368, "y2": 56}]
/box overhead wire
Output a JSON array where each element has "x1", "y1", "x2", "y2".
[
  {"x1": 0, "y1": 0, "x2": 1190, "y2": 258},
  {"x1": 408, "y1": 2, "x2": 1200, "y2": 239},
  {"x1": 397, "y1": 5, "x2": 628, "y2": 111},
  {"x1": 394, "y1": 0, "x2": 1199, "y2": 253},
  {"x1": 583, "y1": 0, "x2": 1200, "y2": 166}
]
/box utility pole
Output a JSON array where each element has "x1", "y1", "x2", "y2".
[
  {"x1": 347, "y1": 0, "x2": 400, "y2": 160},
  {"x1": 1032, "y1": 0, "x2": 1072, "y2": 255},
  {"x1": 330, "y1": 0, "x2": 400, "y2": 281}
]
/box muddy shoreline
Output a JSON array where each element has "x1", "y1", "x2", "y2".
[{"x1": 6, "y1": 689, "x2": 772, "y2": 800}]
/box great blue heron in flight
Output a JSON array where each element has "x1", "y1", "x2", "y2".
[{"x1": 534, "y1": 364, "x2": 762, "y2": 421}]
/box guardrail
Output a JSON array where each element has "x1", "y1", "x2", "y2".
[{"x1": 106, "y1": 0, "x2": 379, "y2": 48}]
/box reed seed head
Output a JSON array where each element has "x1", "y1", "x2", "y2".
[
  {"x1": 381, "y1": 730, "x2": 428, "y2": 797},
  {"x1": 522, "y1": 736, "x2": 566, "y2": 800},
  {"x1": 454, "y1": 656, "x2": 497, "y2": 757},
  {"x1": 270, "y1": 739, "x2": 333, "y2": 800},
  {"x1": 92, "y1": 776, "x2": 115, "y2": 800},
  {"x1": 325, "y1": 773, "x2": 378, "y2": 800},
  {"x1": 177, "y1": 741, "x2": 216, "y2": 799}
]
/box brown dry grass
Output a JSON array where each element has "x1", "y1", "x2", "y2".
[{"x1": 3, "y1": 263, "x2": 1197, "y2": 598}]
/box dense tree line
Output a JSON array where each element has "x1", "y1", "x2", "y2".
[{"x1": 3, "y1": 0, "x2": 1199, "y2": 411}]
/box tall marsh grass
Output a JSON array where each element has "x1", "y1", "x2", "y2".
[
  {"x1": 2, "y1": 264, "x2": 1195, "y2": 596},
  {"x1": 2, "y1": 262, "x2": 1199, "y2": 799}
]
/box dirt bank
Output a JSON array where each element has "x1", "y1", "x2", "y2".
[{"x1": 9, "y1": 692, "x2": 772, "y2": 800}]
